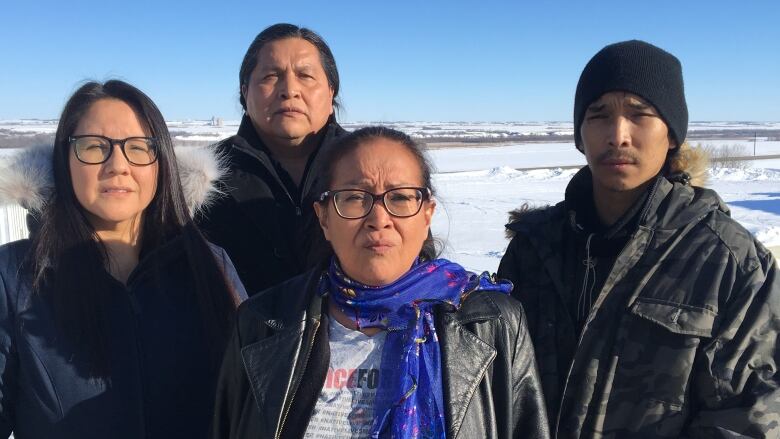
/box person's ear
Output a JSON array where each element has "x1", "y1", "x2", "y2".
[
  {"x1": 422, "y1": 197, "x2": 436, "y2": 228},
  {"x1": 314, "y1": 201, "x2": 331, "y2": 241}
]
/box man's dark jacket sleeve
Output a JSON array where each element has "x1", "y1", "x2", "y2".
[{"x1": 682, "y1": 247, "x2": 780, "y2": 437}]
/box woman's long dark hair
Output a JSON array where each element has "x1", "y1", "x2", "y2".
[
  {"x1": 312, "y1": 126, "x2": 439, "y2": 264},
  {"x1": 28, "y1": 80, "x2": 240, "y2": 377}
]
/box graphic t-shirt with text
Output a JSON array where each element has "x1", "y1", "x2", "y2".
[{"x1": 303, "y1": 316, "x2": 386, "y2": 438}]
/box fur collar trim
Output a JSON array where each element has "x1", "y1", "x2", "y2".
[{"x1": 0, "y1": 145, "x2": 227, "y2": 215}]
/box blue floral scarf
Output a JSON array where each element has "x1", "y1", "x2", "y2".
[{"x1": 318, "y1": 257, "x2": 512, "y2": 439}]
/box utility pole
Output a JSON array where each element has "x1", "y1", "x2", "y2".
[{"x1": 754, "y1": 131, "x2": 757, "y2": 156}]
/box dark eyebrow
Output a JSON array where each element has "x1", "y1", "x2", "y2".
[
  {"x1": 586, "y1": 103, "x2": 606, "y2": 113},
  {"x1": 340, "y1": 180, "x2": 419, "y2": 188},
  {"x1": 255, "y1": 67, "x2": 280, "y2": 77},
  {"x1": 627, "y1": 101, "x2": 653, "y2": 111}
]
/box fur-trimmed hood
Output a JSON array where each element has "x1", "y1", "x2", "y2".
[
  {"x1": 667, "y1": 141, "x2": 709, "y2": 187},
  {"x1": 0, "y1": 145, "x2": 227, "y2": 215}
]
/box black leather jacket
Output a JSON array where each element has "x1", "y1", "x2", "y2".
[{"x1": 212, "y1": 267, "x2": 550, "y2": 439}]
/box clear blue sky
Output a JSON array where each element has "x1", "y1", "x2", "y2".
[{"x1": 2, "y1": 0, "x2": 778, "y2": 122}]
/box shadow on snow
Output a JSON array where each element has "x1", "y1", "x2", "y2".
[{"x1": 729, "y1": 193, "x2": 780, "y2": 215}]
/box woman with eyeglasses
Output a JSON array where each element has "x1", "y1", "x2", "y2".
[
  {"x1": 212, "y1": 127, "x2": 549, "y2": 439},
  {"x1": 0, "y1": 80, "x2": 246, "y2": 438}
]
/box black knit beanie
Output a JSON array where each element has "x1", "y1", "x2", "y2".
[{"x1": 573, "y1": 40, "x2": 688, "y2": 151}]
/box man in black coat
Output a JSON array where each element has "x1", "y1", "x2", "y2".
[
  {"x1": 197, "y1": 23, "x2": 346, "y2": 295},
  {"x1": 498, "y1": 40, "x2": 780, "y2": 437}
]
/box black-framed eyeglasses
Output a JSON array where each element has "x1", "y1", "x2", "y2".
[
  {"x1": 318, "y1": 187, "x2": 431, "y2": 219},
  {"x1": 69, "y1": 135, "x2": 159, "y2": 166}
]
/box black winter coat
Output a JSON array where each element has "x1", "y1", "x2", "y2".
[
  {"x1": 212, "y1": 267, "x2": 550, "y2": 439},
  {"x1": 0, "y1": 238, "x2": 247, "y2": 439},
  {"x1": 196, "y1": 116, "x2": 346, "y2": 296}
]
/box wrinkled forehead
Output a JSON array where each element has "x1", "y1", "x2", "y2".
[
  {"x1": 256, "y1": 37, "x2": 323, "y2": 69},
  {"x1": 331, "y1": 139, "x2": 425, "y2": 187}
]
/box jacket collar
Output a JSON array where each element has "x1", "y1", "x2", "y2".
[
  {"x1": 124, "y1": 233, "x2": 187, "y2": 286},
  {"x1": 239, "y1": 269, "x2": 325, "y2": 437},
  {"x1": 232, "y1": 113, "x2": 342, "y2": 176},
  {"x1": 236, "y1": 114, "x2": 266, "y2": 154},
  {"x1": 564, "y1": 166, "x2": 656, "y2": 239},
  {"x1": 641, "y1": 174, "x2": 728, "y2": 230},
  {"x1": 437, "y1": 293, "x2": 501, "y2": 437},
  {"x1": 225, "y1": 115, "x2": 345, "y2": 208},
  {"x1": 562, "y1": 166, "x2": 727, "y2": 233}
]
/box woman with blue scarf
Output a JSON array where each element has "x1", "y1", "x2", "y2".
[{"x1": 212, "y1": 127, "x2": 550, "y2": 439}]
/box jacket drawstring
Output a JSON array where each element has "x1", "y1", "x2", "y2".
[{"x1": 578, "y1": 233, "x2": 596, "y2": 323}]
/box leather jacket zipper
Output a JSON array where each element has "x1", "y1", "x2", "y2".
[{"x1": 277, "y1": 318, "x2": 320, "y2": 438}]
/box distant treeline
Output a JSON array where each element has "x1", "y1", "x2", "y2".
[
  {"x1": 687, "y1": 129, "x2": 780, "y2": 139},
  {"x1": 413, "y1": 129, "x2": 780, "y2": 146},
  {"x1": 0, "y1": 130, "x2": 218, "y2": 149},
  {"x1": 2, "y1": 128, "x2": 780, "y2": 149}
]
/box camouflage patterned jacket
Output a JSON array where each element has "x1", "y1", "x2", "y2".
[{"x1": 498, "y1": 168, "x2": 780, "y2": 438}]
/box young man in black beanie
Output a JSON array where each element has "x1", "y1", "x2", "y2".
[{"x1": 498, "y1": 40, "x2": 780, "y2": 437}]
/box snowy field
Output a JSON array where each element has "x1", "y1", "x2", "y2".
[
  {"x1": 427, "y1": 138, "x2": 780, "y2": 272},
  {"x1": 3, "y1": 120, "x2": 780, "y2": 274}
]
